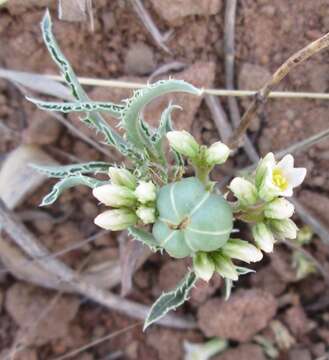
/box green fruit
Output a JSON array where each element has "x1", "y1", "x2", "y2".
[{"x1": 152, "y1": 177, "x2": 233, "y2": 258}]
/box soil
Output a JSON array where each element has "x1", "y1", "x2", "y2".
[{"x1": 1, "y1": 1, "x2": 329, "y2": 359}]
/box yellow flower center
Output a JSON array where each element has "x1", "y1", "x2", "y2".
[{"x1": 272, "y1": 168, "x2": 288, "y2": 191}]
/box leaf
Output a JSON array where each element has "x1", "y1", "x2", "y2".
[
  {"x1": 26, "y1": 97, "x2": 124, "y2": 118},
  {"x1": 40, "y1": 10, "x2": 141, "y2": 161},
  {"x1": 143, "y1": 270, "x2": 197, "y2": 331},
  {"x1": 31, "y1": 161, "x2": 111, "y2": 178},
  {"x1": 120, "y1": 79, "x2": 202, "y2": 150},
  {"x1": 0, "y1": 68, "x2": 73, "y2": 100},
  {"x1": 41, "y1": 175, "x2": 105, "y2": 206},
  {"x1": 128, "y1": 226, "x2": 160, "y2": 252}
]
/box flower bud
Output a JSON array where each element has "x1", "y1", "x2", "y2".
[
  {"x1": 222, "y1": 238, "x2": 263, "y2": 263},
  {"x1": 166, "y1": 130, "x2": 199, "y2": 158},
  {"x1": 252, "y1": 222, "x2": 275, "y2": 253},
  {"x1": 193, "y1": 252, "x2": 215, "y2": 282},
  {"x1": 94, "y1": 209, "x2": 137, "y2": 231},
  {"x1": 229, "y1": 177, "x2": 258, "y2": 207},
  {"x1": 93, "y1": 184, "x2": 136, "y2": 207},
  {"x1": 136, "y1": 206, "x2": 156, "y2": 224},
  {"x1": 264, "y1": 198, "x2": 294, "y2": 219},
  {"x1": 270, "y1": 218, "x2": 298, "y2": 239},
  {"x1": 108, "y1": 167, "x2": 136, "y2": 190},
  {"x1": 212, "y1": 252, "x2": 238, "y2": 281},
  {"x1": 255, "y1": 152, "x2": 275, "y2": 188},
  {"x1": 135, "y1": 181, "x2": 156, "y2": 204},
  {"x1": 205, "y1": 141, "x2": 230, "y2": 166}
]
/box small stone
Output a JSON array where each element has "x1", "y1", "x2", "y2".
[
  {"x1": 238, "y1": 63, "x2": 271, "y2": 91},
  {"x1": 124, "y1": 42, "x2": 155, "y2": 75},
  {"x1": 5, "y1": 283, "x2": 80, "y2": 346},
  {"x1": 150, "y1": 0, "x2": 222, "y2": 24},
  {"x1": 283, "y1": 305, "x2": 312, "y2": 337},
  {"x1": 158, "y1": 260, "x2": 187, "y2": 292},
  {"x1": 250, "y1": 265, "x2": 286, "y2": 296},
  {"x1": 198, "y1": 289, "x2": 277, "y2": 342},
  {"x1": 146, "y1": 328, "x2": 201, "y2": 360},
  {"x1": 0, "y1": 348, "x2": 37, "y2": 360},
  {"x1": 288, "y1": 347, "x2": 312, "y2": 360},
  {"x1": 23, "y1": 110, "x2": 62, "y2": 145}
]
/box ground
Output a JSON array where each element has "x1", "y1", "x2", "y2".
[{"x1": 0, "y1": 1, "x2": 329, "y2": 359}]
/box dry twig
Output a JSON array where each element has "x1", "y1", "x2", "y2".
[
  {"x1": 228, "y1": 31, "x2": 329, "y2": 148},
  {"x1": 224, "y1": 0, "x2": 259, "y2": 161},
  {"x1": 129, "y1": 0, "x2": 171, "y2": 53},
  {"x1": 0, "y1": 199, "x2": 196, "y2": 329}
]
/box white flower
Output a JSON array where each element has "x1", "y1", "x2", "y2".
[
  {"x1": 93, "y1": 184, "x2": 136, "y2": 207},
  {"x1": 166, "y1": 130, "x2": 200, "y2": 158},
  {"x1": 136, "y1": 206, "x2": 156, "y2": 224},
  {"x1": 264, "y1": 198, "x2": 295, "y2": 219},
  {"x1": 205, "y1": 141, "x2": 230, "y2": 166},
  {"x1": 270, "y1": 218, "x2": 298, "y2": 239},
  {"x1": 222, "y1": 238, "x2": 263, "y2": 263},
  {"x1": 135, "y1": 181, "x2": 156, "y2": 204},
  {"x1": 94, "y1": 209, "x2": 137, "y2": 231},
  {"x1": 252, "y1": 222, "x2": 275, "y2": 253},
  {"x1": 108, "y1": 167, "x2": 136, "y2": 190},
  {"x1": 257, "y1": 153, "x2": 306, "y2": 201},
  {"x1": 212, "y1": 252, "x2": 238, "y2": 281},
  {"x1": 193, "y1": 252, "x2": 215, "y2": 282},
  {"x1": 229, "y1": 177, "x2": 258, "y2": 207}
]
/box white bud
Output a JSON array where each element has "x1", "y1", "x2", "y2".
[
  {"x1": 93, "y1": 184, "x2": 136, "y2": 207},
  {"x1": 108, "y1": 167, "x2": 136, "y2": 190},
  {"x1": 136, "y1": 206, "x2": 156, "y2": 224},
  {"x1": 193, "y1": 252, "x2": 215, "y2": 282},
  {"x1": 270, "y1": 218, "x2": 298, "y2": 239},
  {"x1": 135, "y1": 181, "x2": 156, "y2": 204},
  {"x1": 229, "y1": 177, "x2": 258, "y2": 207},
  {"x1": 205, "y1": 141, "x2": 230, "y2": 166},
  {"x1": 255, "y1": 152, "x2": 275, "y2": 188},
  {"x1": 166, "y1": 131, "x2": 199, "y2": 158},
  {"x1": 252, "y1": 222, "x2": 275, "y2": 253},
  {"x1": 94, "y1": 209, "x2": 137, "y2": 231},
  {"x1": 264, "y1": 198, "x2": 295, "y2": 219},
  {"x1": 212, "y1": 252, "x2": 238, "y2": 281},
  {"x1": 222, "y1": 238, "x2": 263, "y2": 263}
]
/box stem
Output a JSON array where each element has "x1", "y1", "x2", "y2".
[{"x1": 228, "y1": 31, "x2": 329, "y2": 149}]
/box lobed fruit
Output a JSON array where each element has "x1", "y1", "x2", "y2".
[{"x1": 153, "y1": 177, "x2": 233, "y2": 258}]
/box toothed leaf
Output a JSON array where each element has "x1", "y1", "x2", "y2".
[
  {"x1": 41, "y1": 175, "x2": 105, "y2": 206},
  {"x1": 128, "y1": 227, "x2": 160, "y2": 252},
  {"x1": 31, "y1": 161, "x2": 111, "y2": 178},
  {"x1": 120, "y1": 79, "x2": 202, "y2": 150},
  {"x1": 143, "y1": 270, "x2": 197, "y2": 331},
  {"x1": 40, "y1": 10, "x2": 141, "y2": 161},
  {"x1": 27, "y1": 98, "x2": 124, "y2": 118}
]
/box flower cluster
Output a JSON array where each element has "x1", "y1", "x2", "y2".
[
  {"x1": 93, "y1": 167, "x2": 157, "y2": 230},
  {"x1": 167, "y1": 130, "x2": 231, "y2": 167},
  {"x1": 229, "y1": 153, "x2": 306, "y2": 253}
]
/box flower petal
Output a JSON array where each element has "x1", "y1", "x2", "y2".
[
  {"x1": 278, "y1": 186, "x2": 293, "y2": 197},
  {"x1": 285, "y1": 167, "x2": 307, "y2": 187},
  {"x1": 277, "y1": 154, "x2": 294, "y2": 172}
]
